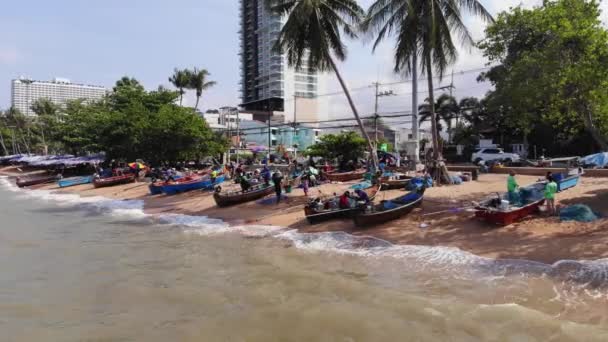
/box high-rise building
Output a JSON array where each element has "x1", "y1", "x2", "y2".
[
  {"x1": 11, "y1": 77, "x2": 107, "y2": 116},
  {"x1": 238, "y1": 0, "x2": 327, "y2": 124}
]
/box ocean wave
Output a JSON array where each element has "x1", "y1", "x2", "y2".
[
  {"x1": 0, "y1": 176, "x2": 19, "y2": 192},
  {"x1": 3, "y1": 181, "x2": 608, "y2": 286}
]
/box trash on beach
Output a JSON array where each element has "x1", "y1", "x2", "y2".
[
  {"x1": 420, "y1": 223, "x2": 429, "y2": 229},
  {"x1": 450, "y1": 175, "x2": 463, "y2": 185},
  {"x1": 559, "y1": 204, "x2": 600, "y2": 222}
]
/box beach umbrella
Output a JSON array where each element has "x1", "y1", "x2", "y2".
[{"x1": 129, "y1": 162, "x2": 146, "y2": 169}]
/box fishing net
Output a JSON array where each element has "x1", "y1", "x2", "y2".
[
  {"x1": 406, "y1": 177, "x2": 433, "y2": 190},
  {"x1": 559, "y1": 204, "x2": 600, "y2": 222},
  {"x1": 350, "y1": 181, "x2": 371, "y2": 190},
  {"x1": 450, "y1": 175, "x2": 463, "y2": 185}
]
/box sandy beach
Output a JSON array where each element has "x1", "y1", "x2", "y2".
[{"x1": 4, "y1": 166, "x2": 608, "y2": 264}]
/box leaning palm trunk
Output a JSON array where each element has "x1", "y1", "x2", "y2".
[
  {"x1": 194, "y1": 96, "x2": 200, "y2": 111},
  {"x1": 0, "y1": 130, "x2": 7, "y2": 155},
  {"x1": 425, "y1": 54, "x2": 440, "y2": 161},
  {"x1": 329, "y1": 56, "x2": 378, "y2": 169}
]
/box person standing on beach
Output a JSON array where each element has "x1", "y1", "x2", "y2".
[
  {"x1": 302, "y1": 173, "x2": 310, "y2": 197},
  {"x1": 272, "y1": 171, "x2": 284, "y2": 204},
  {"x1": 544, "y1": 175, "x2": 558, "y2": 215},
  {"x1": 507, "y1": 171, "x2": 519, "y2": 203}
]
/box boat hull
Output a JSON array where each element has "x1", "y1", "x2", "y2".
[
  {"x1": 16, "y1": 175, "x2": 59, "y2": 188},
  {"x1": 475, "y1": 198, "x2": 545, "y2": 225},
  {"x1": 93, "y1": 174, "x2": 135, "y2": 188},
  {"x1": 353, "y1": 192, "x2": 423, "y2": 227},
  {"x1": 213, "y1": 184, "x2": 274, "y2": 207},
  {"x1": 149, "y1": 183, "x2": 164, "y2": 195},
  {"x1": 380, "y1": 176, "x2": 412, "y2": 190},
  {"x1": 305, "y1": 185, "x2": 381, "y2": 224},
  {"x1": 58, "y1": 176, "x2": 94, "y2": 188},
  {"x1": 161, "y1": 175, "x2": 225, "y2": 195},
  {"x1": 325, "y1": 169, "x2": 366, "y2": 182},
  {"x1": 557, "y1": 174, "x2": 580, "y2": 192}
]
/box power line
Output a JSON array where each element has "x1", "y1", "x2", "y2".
[{"x1": 282, "y1": 65, "x2": 495, "y2": 103}]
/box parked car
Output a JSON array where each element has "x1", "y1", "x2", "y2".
[{"x1": 471, "y1": 148, "x2": 520, "y2": 164}]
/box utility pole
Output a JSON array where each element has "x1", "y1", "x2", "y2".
[
  {"x1": 267, "y1": 115, "x2": 272, "y2": 160},
  {"x1": 373, "y1": 82, "x2": 396, "y2": 150},
  {"x1": 236, "y1": 109, "x2": 240, "y2": 165}
]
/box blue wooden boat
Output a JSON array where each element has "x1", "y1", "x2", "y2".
[
  {"x1": 554, "y1": 170, "x2": 582, "y2": 192},
  {"x1": 58, "y1": 175, "x2": 94, "y2": 188},
  {"x1": 161, "y1": 175, "x2": 225, "y2": 195},
  {"x1": 149, "y1": 182, "x2": 165, "y2": 195}
]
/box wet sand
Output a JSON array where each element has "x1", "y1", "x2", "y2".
[{"x1": 4, "y1": 165, "x2": 608, "y2": 263}]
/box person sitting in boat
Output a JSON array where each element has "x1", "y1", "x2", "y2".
[
  {"x1": 329, "y1": 193, "x2": 339, "y2": 209},
  {"x1": 507, "y1": 170, "x2": 520, "y2": 204},
  {"x1": 544, "y1": 174, "x2": 558, "y2": 216},
  {"x1": 339, "y1": 191, "x2": 352, "y2": 209},
  {"x1": 210, "y1": 168, "x2": 219, "y2": 183},
  {"x1": 240, "y1": 175, "x2": 251, "y2": 192},
  {"x1": 354, "y1": 189, "x2": 370, "y2": 204},
  {"x1": 262, "y1": 166, "x2": 271, "y2": 185}
]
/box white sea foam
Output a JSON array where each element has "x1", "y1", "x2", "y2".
[
  {"x1": 0, "y1": 176, "x2": 19, "y2": 192},
  {"x1": 3, "y1": 181, "x2": 608, "y2": 286}
]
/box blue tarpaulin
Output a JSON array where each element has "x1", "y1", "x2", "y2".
[{"x1": 580, "y1": 152, "x2": 608, "y2": 168}]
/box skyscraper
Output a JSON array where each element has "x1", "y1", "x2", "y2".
[
  {"x1": 238, "y1": 0, "x2": 327, "y2": 124},
  {"x1": 11, "y1": 77, "x2": 107, "y2": 116}
]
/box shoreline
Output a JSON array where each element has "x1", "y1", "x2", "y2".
[{"x1": 2, "y1": 166, "x2": 608, "y2": 264}]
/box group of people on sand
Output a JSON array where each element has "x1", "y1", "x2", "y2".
[{"x1": 507, "y1": 170, "x2": 558, "y2": 215}]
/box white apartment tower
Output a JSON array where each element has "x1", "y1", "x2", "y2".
[
  {"x1": 239, "y1": 0, "x2": 327, "y2": 124},
  {"x1": 11, "y1": 77, "x2": 107, "y2": 116}
]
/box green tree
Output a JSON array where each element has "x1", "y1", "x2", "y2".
[
  {"x1": 305, "y1": 132, "x2": 366, "y2": 169},
  {"x1": 418, "y1": 94, "x2": 459, "y2": 140},
  {"x1": 266, "y1": 0, "x2": 378, "y2": 168},
  {"x1": 364, "y1": 0, "x2": 493, "y2": 160},
  {"x1": 168, "y1": 68, "x2": 192, "y2": 106},
  {"x1": 478, "y1": 0, "x2": 608, "y2": 149},
  {"x1": 189, "y1": 68, "x2": 216, "y2": 111}
]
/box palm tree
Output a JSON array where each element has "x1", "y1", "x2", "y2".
[
  {"x1": 418, "y1": 94, "x2": 458, "y2": 141},
  {"x1": 189, "y1": 68, "x2": 217, "y2": 111},
  {"x1": 364, "y1": 0, "x2": 493, "y2": 161},
  {"x1": 266, "y1": 0, "x2": 378, "y2": 168},
  {"x1": 168, "y1": 68, "x2": 192, "y2": 106}
]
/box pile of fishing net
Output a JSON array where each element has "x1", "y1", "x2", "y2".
[{"x1": 559, "y1": 204, "x2": 600, "y2": 222}]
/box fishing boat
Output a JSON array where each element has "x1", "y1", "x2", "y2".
[
  {"x1": 553, "y1": 167, "x2": 583, "y2": 192},
  {"x1": 93, "y1": 174, "x2": 135, "y2": 188},
  {"x1": 380, "y1": 173, "x2": 413, "y2": 190},
  {"x1": 58, "y1": 175, "x2": 94, "y2": 188},
  {"x1": 16, "y1": 174, "x2": 59, "y2": 188},
  {"x1": 213, "y1": 183, "x2": 274, "y2": 207},
  {"x1": 304, "y1": 184, "x2": 381, "y2": 224},
  {"x1": 161, "y1": 175, "x2": 225, "y2": 195},
  {"x1": 474, "y1": 182, "x2": 545, "y2": 225},
  {"x1": 325, "y1": 169, "x2": 366, "y2": 182},
  {"x1": 353, "y1": 187, "x2": 425, "y2": 227},
  {"x1": 148, "y1": 181, "x2": 165, "y2": 195}
]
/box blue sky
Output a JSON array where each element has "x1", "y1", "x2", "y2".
[{"x1": 3, "y1": 0, "x2": 595, "y2": 123}]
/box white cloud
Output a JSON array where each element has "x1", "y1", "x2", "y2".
[{"x1": 0, "y1": 47, "x2": 19, "y2": 65}]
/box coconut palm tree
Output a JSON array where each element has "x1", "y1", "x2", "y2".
[
  {"x1": 419, "y1": 94, "x2": 458, "y2": 141},
  {"x1": 364, "y1": 0, "x2": 493, "y2": 161},
  {"x1": 190, "y1": 68, "x2": 217, "y2": 111},
  {"x1": 266, "y1": 0, "x2": 378, "y2": 168},
  {"x1": 168, "y1": 68, "x2": 192, "y2": 106}
]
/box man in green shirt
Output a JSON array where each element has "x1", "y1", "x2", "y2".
[
  {"x1": 507, "y1": 171, "x2": 519, "y2": 203},
  {"x1": 544, "y1": 175, "x2": 558, "y2": 215}
]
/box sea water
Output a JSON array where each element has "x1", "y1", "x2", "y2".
[{"x1": 1, "y1": 176, "x2": 607, "y2": 341}]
